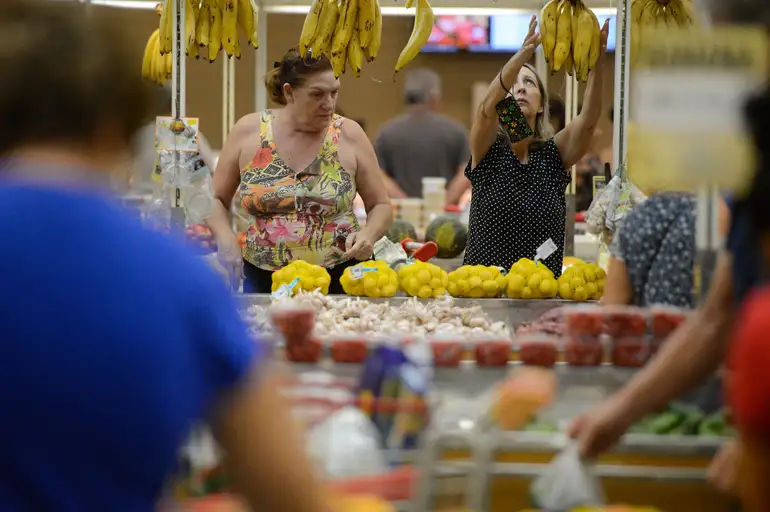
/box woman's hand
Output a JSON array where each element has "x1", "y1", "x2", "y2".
[
  {"x1": 707, "y1": 439, "x2": 740, "y2": 495},
  {"x1": 217, "y1": 233, "x2": 245, "y2": 289},
  {"x1": 598, "y1": 18, "x2": 610, "y2": 58},
  {"x1": 517, "y1": 16, "x2": 542, "y2": 61},
  {"x1": 344, "y1": 231, "x2": 374, "y2": 261}
]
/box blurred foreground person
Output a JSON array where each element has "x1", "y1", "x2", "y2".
[
  {"x1": 0, "y1": 3, "x2": 326, "y2": 511},
  {"x1": 568, "y1": 0, "x2": 770, "y2": 501}
]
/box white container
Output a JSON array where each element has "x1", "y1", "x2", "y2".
[
  {"x1": 422, "y1": 177, "x2": 447, "y2": 196},
  {"x1": 394, "y1": 198, "x2": 423, "y2": 227}
]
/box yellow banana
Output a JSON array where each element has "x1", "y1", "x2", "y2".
[
  {"x1": 309, "y1": 0, "x2": 339, "y2": 56},
  {"x1": 185, "y1": 0, "x2": 198, "y2": 55},
  {"x1": 565, "y1": 48, "x2": 574, "y2": 77},
  {"x1": 552, "y1": 0, "x2": 572, "y2": 73},
  {"x1": 142, "y1": 29, "x2": 161, "y2": 80},
  {"x1": 332, "y1": 47, "x2": 347, "y2": 78},
  {"x1": 332, "y1": 0, "x2": 359, "y2": 56},
  {"x1": 571, "y1": 3, "x2": 584, "y2": 81},
  {"x1": 248, "y1": 0, "x2": 259, "y2": 48},
  {"x1": 165, "y1": 51, "x2": 172, "y2": 77},
  {"x1": 222, "y1": 0, "x2": 238, "y2": 57},
  {"x1": 300, "y1": 0, "x2": 324, "y2": 56},
  {"x1": 587, "y1": 8, "x2": 601, "y2": 73},
  {"x1": 668, "y1": 0, "x2": 692, "y2": 27},
  {"x1": 576, "y1": 5, "x2": 597, "y2": 81},
  {"x1": 395, "y1": 0, "x2": 434, "y2": 72},
  {"x1": 190, "y1": 0, "x2": 199, "y2": 18},
  {"x1": 677, "y1": 0, "x2": 698, "y2": 26},
  {"x1": 237, "y1": 0, "x2": 256, "y2": 49},
  {"x1": 234, "y1": 35, "x2": 242, "y2": 58},
  {"x1": 357, "y1": 0, "x2": 376, "y2": 48},
  {"x1": 208, "y1": 0, "x2": 223, "y2": 61},
  {"x1": 405, "y1": 0, "x2": 414, "y2": 7},
  {"x1": 196, "y1": 0, "x2": 211, "y2": 47},
  {"x1": 348, "y1": 28, "x2": 364, "y2": 77},
  {"x1": 159, "y1": 0, "x2": 172, "y2": 54},
  {"x1": 539, "y1": 0, "x2": 559, "y2": 67},
  {"x1": 363, "y1": 0, "x2": 382, "y2": 61}
]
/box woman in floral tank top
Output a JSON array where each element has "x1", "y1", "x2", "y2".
[{"x1": 207, "y1": 49, "x2": 392, "y2": 293}]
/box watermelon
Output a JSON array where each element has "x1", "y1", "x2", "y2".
[
  {"x1": 385, "y1": 219, "x2": 418, "y2": 244},
  {"x1": 424, "y1": 216, "x2": 467, "y2": 259}
]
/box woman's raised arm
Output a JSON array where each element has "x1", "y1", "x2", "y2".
[{"x1": 470, "y1": 16, "x2": 540, "y2": 166}]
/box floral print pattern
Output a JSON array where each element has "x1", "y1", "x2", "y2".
[{"x1": 239, "y1": 111, "x2": 359, "y2": 271}]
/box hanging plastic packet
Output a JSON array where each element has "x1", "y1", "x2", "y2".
[
  {"x1": 387, "y1": 340, "x2": 433, "y2": 451},
  {"x1": 530, "y1": 444, "x2": 605, "y2": 510},
  {"x1": 534, "y1": 238, "x2": 558, "y2": 266},
  {"x1": 373, "y1": 237, "x2": 409, "y2": 270}
]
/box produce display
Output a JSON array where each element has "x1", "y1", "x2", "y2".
[
  {"x1": 424, "y1": 216, "x2": 468, "y2": 259},
  {"x1": 628, "y1": 405, "x2": 734, "y2": 437},
  {"x1": 631, "y1": 0, "x2": 697, "y2": 64},
  {"x1": 539, "y1": 0, "x2": 602, "y2": 81},
  {"x1": 506, "y1": 259, "x2": 559, "y2": 300},
  {"x1": 490, "y1": 368, "x2": 557, "y2": 431},
  {"x1": 340, "y1": 261, "x2": 399, "y2": 298},
  {"x1": 142, "y1": 0, "x2": 259, "y2": 85},
  {"x1": 447, "y1": 265, "x2": 508, "y2": 299},
  {"x1": 556, "y1": 262, "x2": 605, "y2": 301},
  {"x1": 397, "y1": 261, "x2": 449, "y2": 299},
  {"x1": 298, "y1": 0, "x2": 433, "y2": 78},
  {"x1": 384, "y1": 219, "x2": 418, "y2": 244},
  {"x1": 239, "y1": 291, "x2": 511, "y2": 339},
  {"x1": 271, "y1": 261, "x2": 333, "y2": 295}
]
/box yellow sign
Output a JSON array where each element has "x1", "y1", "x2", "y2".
[{"x1": 627, "y1": 27, "x2": 769, "y2": 195}]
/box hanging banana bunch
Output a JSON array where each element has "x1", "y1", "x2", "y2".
[
  {"x1": 630, "y1": 0, "x2": 697, "y2": 64},
  {"x1": 297, "y1": 0, "x2": 429, "y2": 79},
  {"x1": 141, "y1": 28, "x2": 173, "y2": 85},
  {"x1": 539, "y1": 0, "x2": 601, "y2": 81}
]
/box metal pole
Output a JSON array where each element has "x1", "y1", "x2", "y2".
[
  {"x1": 564, "y1": 74, "x2": 578, "y2": 257},
  {"x1": 255, "y1": 0, "x2": 269, "y2": 112},
  {"x1": 170, "y1": 0, "x2": 186, "y2": 233},
  {"x1": 612, "y1": 0, "x2": 632, "y2": 171}
]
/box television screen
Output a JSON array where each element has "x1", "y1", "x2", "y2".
[
  {"x1": 488, "y1": 13, "x2": 617, "y2": 53},
  {"x1": 423, "y1": 15, "x2": 490, "y2": 53}
]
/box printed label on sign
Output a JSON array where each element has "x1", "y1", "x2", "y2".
[
  {"x1": 535, "y1": 238, "x2": 557, "y2": 263},
  {"x1": 271, "y1": 277, "x2": 300, "y2": 300},
  {"x1": 628, "y1": 27, "x2": 769, "y2": 193},
  {"x1": 350, "y1": 266, "x2": 377, "y2": 280}
]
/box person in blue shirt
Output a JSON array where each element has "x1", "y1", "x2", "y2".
[{"x1": 0, "y1": 3, "x2": 328, "y2": 511}]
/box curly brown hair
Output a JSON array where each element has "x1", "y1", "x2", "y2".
[{"x1": 0, "y1": 1, "x2": 152, "y2": 155}]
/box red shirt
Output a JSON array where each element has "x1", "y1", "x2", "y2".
[{"x1": 729, "y1": 286, "x2": 770, "y2": 438}]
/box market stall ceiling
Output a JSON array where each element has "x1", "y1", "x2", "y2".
[{"x1": 93, "y1": 0, "x2": 618, "y2": 13}]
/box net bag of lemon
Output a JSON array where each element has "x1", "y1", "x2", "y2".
[
  {"x1": 447, "y1": 265, "x2": 508, "y2": 298},
  {"x1": 271, "y1": 260, "x2": 332, "y2": 296},
  {"x1": 397, "y1": 260, "x2": 449, "y2": 299},
  {"x1": 506, "y1": 258, "x2": 559, "y2": 300},
  {"x1": 340, "y1": 261, "x2": 400, "y2": 298}
]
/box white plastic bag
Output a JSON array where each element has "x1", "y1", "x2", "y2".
[
  {"x1": 307, "y1": 406, "x2": 387, "y2": 479},
  {"x1": 530, "y1": 444, "x2": 605, "y2": 510},
  {"x1": 586, "y1": 175, "x2": 621, "y2": 237}
]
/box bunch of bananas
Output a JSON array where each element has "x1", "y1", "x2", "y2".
[
  {"x1": 557, "y1": 262, "x2": 605, "y2": 301},
  {"x1": 340, "y1": 260, "x2": 399, "y2": 298},
  {"x1": 506, "y1": 259, "x2": 558, "y2": 300},
  {"x1": 141, "y1": 29, "x2": 171, "y2": 86},
  {"x1": 297, "y1": 0, "x2": 433, "y2": 78},
  {"x1": 272, "y1": 261, "x2": 332, "y2": 295},
  {"x1": 397, "y1": 261, "x2": 448, "y2": 299},
  {"x1": 447, "y1": 265, "x2": 508, "y2": 299},
  {"x1": 631, "y1": 0, "x2": 697, "y2": 63},
  {"x1": 540, "y1": 0, "x2": 601, "y2": 82},
  {"x1": 142, "y1": 0, "x2": 259, "y2": 85}
]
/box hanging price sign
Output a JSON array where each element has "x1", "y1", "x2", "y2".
[{"x1": 627, "y1": 27, "x2": 768, "y2": 195}]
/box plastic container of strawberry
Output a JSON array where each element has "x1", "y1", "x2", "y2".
[
  {"x1": 650, "y1": 305, "x2": 688, "y2": 340},
  {"x1": 474, "y1": 336, "x2": 512, "y2": 367},
  {"x1": 610, "y1": 336, "x2": 651, "y2": 367},
  {"x1": 564, "y1": 334, "x2": 604, "y2": 367},
  {"x1": 563, "y1": 305, "x2": 605, "y2": 337},
  {"x1": 603, "y1": 305, "x2": 648, "y2": 338},
  {"x1": 427, "y1": 334, "x2": 465, "y2": 367},
  {"x1": 285, "y1": 336, "x2": 323, "y2": 363},
  {"x1": 517, "y1": 334, "x2": 559, "y2": 368},
  {"x1": 269, "y1": 303, "x2": 316, "y2": 341},
  {"x1": 328, "y1": 334, "x2": 370, "y2": 364}
]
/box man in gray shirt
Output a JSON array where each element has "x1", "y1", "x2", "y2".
[{"x1": 373, "y1": 68, "x2": 470, "y2": 204}]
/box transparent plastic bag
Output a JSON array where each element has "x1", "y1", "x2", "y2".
[
  {"x1": 530, "y1": 444, "x2": 605, "y2": 510},
  {"x1": 586, "y1": 175, "x2": 620, "y2": 237},
  {"x1": 307, "y1": 406, "x2": 387, "y2": 479}
]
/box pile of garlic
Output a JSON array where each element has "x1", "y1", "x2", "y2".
[{"x1": 239, "y1": 290, "x2": 510, "y2": 339}]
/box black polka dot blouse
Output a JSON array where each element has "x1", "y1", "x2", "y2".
[
  {"x1": 610, "y1": 192, "x2": 696, "y2": 308},
  {"x1": 463, "y1": 137, "x2": 570, "y2": 278}
]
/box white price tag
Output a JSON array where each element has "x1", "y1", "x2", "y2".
[
  {"x1": 271, "y1": 277, "x2": 300, "y2": 300},
  {"x1": 350, "y1": 266, "x2": 377, "y2": 281},
  {"x1": 535, "y1": 238, "x2": 557, "y2": 264}
]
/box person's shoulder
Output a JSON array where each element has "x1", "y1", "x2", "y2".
[
  {"x1": 433, "y1": 112, "x2": 468, "y2": 134},
  {"x1": 375, "y1": 114, "x2": 411, "y2": 137},
  {"x1": 339, "y1": 116, "x2": 368, "y2": 143},
  {"x1": 230, "y1": 112, "x2": 264, "y2": 137}
]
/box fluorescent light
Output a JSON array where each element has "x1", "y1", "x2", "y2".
[
  {"x1": 88, "y1": 0, "x2": 157, "y2": 8},
  {"x1": 87, "y1": 0, "x2": 616, "y2": 17}
]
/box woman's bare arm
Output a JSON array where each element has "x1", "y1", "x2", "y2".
[
  {"x1": 470, "y1": 16, "x2": 540, "y2": 166},
  {"x1": 205, "y1": 115, "x2": 258, "y2": 244},
  {"x1": 600, "y1": 256, "x2": 634, "y2": 305},
  {"x1": 554, "y1": 19, "x2": 609, "y2": 169},
  {"x1": 214, "y1": 366, "x2": 330, "y2": 512},
  {"x1": 346, "y1": 120, "x2": 393, "y2": 241}
]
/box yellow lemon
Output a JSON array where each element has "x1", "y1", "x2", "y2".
[
  {"x1": 478, "y1": 269, "x2": 493, "y2": 282},
  {"x1": 495, "y1": 275, "x2": 508, "y2": 290},
  {"x1": 447, "y1": 281, "x2": 459, "y2": 296},
  {"x1": 417, "y1": 269, "x2": 431, "y2": 285},
  {"x1": 521, "y1": 286, "x2": 533, "y2": 300},
  {"x1": 527, "y1": 273, "x2": 542, "y2": 289},
  {"x1": 382, "y1": 284, "x2": 398, "y2": 297},
  {"x1": 429, "y1": 265, "x2": 443, "y2": 278},
  {"x1": 558, "y1": 282, "x2": 573, "y2": 300},
  {"x1": 482, "y1": 280, "x2": 498, "y2": 295},
  {"x1": 573, "y1": 286, "x2": 588, "y2": 301},
  {"x1": 469, "y1": 287, "x2": 485, "y2": 298},
  {"x1": 454, "y1": 266, "x2": 469, "y2": 279},
  {"x1": 457, "y1": 279, "x2": 470, "y2": 294},
  {"x1": 570, "y1": 277, "x2": 586, "y2": 289},
  {"x1": 429, "y1": 277, "x2": 443, "y2": 289},
  {"x1": 432, "y1": 287, "x2": 446, "y2": 298},
  {"x1": 468, "y1": 276, "x2": 483, "y2": 289},
  {"x1": 539, "y1": 278, "x2": 557, "y2": 298},
  {"x1": 508, "y1": 273, "x2": 526, "y2": 293},
  {"x1": 585, "y1": 281, "x2": 598, "y2": 298},
  {"x1": 417, "y1": 285, "x2": 432, "y2": 299}
]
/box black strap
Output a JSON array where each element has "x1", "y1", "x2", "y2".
[{"x1": 498, "y1": 71, "x2": 511, "y2": 95}]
